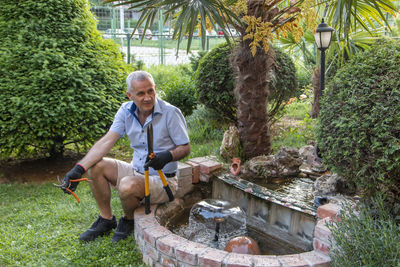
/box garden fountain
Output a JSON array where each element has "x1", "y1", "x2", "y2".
[{"x1": 133, "y1": 155, "x2": 335, "y2": 266}]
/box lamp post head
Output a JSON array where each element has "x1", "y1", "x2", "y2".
[{"x1": 314, "y1": 18, "x2": 334, "y2": 50}]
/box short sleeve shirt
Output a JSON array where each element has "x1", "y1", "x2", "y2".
[{"x1": 109, "y1": 97, "x2": 189, "y2": 175}]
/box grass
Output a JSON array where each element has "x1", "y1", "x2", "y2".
[
  {"x1": 271, "y1": 99, "x2": 315, "y2": 152},
  {"x1": 0, "y1": 182, "x2": 146, "y2": 266}
]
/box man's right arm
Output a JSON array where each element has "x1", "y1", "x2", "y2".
[{"x1": 77, "y1": 130, "x2": 121, "y2": 171}]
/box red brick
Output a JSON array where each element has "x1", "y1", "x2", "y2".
[
  {"x1": 317, "y1": 203, "x2": 340, "y2": 221},
  {"x1": 313, "y1": 238, "x2": 331, "y2": 255},
  {"x1": 144, "y1": 226, "x2": 172, "y2": 246},
  {"x1": 175, "y1": 240, "x2": 208, "y2": 265},
  {"x1": 198, "y1": 248, "x2": 228, "y2": 267},
  {"x1": 223, "y1": 253, "x2": 253, "y2": 267},
  {"x1": 159, "y1": 253, "x2": 178, "y2": 267},
  {"x1": 186, "y1": 161, "x2": 200, "y2": 184},
  {"x1": 135, "y1": 217, "x2": 159, "y2": 239},
  {"x1": 253, "y1": 255, "x2": 281, "y2": 267},
  {"x1": 189, "y1": 157, "x2": 209, "y2": 164},
  {"x1": 156, "y1": 234, "x2": 188, "y2": 256},
  {"x1": 134, "y1": 204, "x2": 156, "y2": 218},
  {"x1": 278, "y1": 254, "x2": 308, "y2": 267},
  {"x1": 144, "y1": 243, "x2": 159, "y2": 261},
  {"x1": 314, "y1": 218, "x2": 332, "y2": 243},
  {"x1": 200, "y1": 160, "x2": 223, "y2": 174},
  {"x1": 177, "y1": 162, "x2": 192, "y2": 177},
  {"x1": 300, "y1": 251, "x2": 331, "y2": 267},
  {"x1": 142, "y1": 254, "x2": 154, "y2": 267}
]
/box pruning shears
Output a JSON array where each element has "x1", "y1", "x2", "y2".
[
  {"x1": 53, "y1": 176, "x2": 89, "y2": 203},
  {"x1": 143, "y1": 123, "x2": 174, "y2": 214}
]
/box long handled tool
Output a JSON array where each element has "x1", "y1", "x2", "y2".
[
  {"x1": 53, "y1": 176, "x2": 89, "y2": 203},
  {"x1": 144, "y1": 123, "x2": 174, "y2": 214}
]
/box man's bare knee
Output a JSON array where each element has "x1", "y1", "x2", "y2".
[
  {"x1": 87, "y1": 158, "x2": 117, "y2": 184},
  {"x1": 118, "y1": 176, "x2": 144, "y2": 200}
]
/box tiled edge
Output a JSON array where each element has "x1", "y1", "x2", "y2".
[{"x1": 134, "y1": 160, "x2": 338, "y2": 267}]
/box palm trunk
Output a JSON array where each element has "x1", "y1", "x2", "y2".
[{"x1": 231, "y1": 40, "x2": 275, "y2": 159}]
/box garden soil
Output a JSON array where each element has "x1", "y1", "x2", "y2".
[{"x1": 0, "y1": 152, "x2": 83, "y2": 184}]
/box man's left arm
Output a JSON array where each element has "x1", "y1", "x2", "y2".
[{"x1": 170, "y1": 143, "x2": 190, "y2": 161}]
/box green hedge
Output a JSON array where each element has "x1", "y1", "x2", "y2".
[
  {"x1": 159, "y1": 77, "x2": 198, "y2": 116},
  {"x1": 0, "y1": 0, "x2": 131, "y2": 158},
  {"x1": 317, "y1": 39, "x2": 400, "y2": 212}
]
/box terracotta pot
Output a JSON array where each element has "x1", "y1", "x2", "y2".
[
  {"x1": 224, "y1": 236, "x2": 261, "y2": 255},
  {"x1": 230, "y1": 157, "x2": 241, "y2": 176}
]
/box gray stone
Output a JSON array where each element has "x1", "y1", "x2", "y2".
[
  {"x1": 313, "y1": 173, "x2": 345, "y2": 196},
  {"x1": 220, "y1": 126, "x2": 241, "y2": 160}
]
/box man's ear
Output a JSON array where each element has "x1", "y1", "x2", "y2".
[{"x1": 126, "y1": 91, "x2": 131, "y2": 100}]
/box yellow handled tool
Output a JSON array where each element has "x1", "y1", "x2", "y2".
[{"x1": 144, "y1": 123, "x2": 174, "y2": 214}]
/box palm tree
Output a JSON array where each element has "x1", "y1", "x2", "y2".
[{"x1": 105, "y1": 0, "x2": 397, "y2": 159}]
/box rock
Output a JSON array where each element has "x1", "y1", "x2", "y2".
[
  {"x1": 220, "y1": 126, "x2": 241, "y2": 160},
  {"x1": 299, "y1": 145, "x2": 316, "y2": 165},
  {"x1": 244, "y1": 147, "x2": 302, "y2": 179},
  {"x1": 313, "y1": 173, "x2": 345, "y2": 196}
]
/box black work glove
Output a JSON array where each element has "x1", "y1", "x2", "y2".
[
  {"x1": 62, "y1": 164, "x2": 85, "y2": 194},
  {"x1": 146, "y1": 151, "x2": 173, "y2": 170}
]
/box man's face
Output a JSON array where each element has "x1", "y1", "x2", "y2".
[{"x1": 126, "y1": 79, "x2": 156, "y2": 114}]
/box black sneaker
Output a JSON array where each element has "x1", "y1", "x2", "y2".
[
  {"x1": 79, "y1": 215, "x2": 117, "y2": 242},
  {"x1": 112, "y1": 217, "x2": 135, "y2": 243}
]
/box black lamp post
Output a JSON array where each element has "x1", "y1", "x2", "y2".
[{"x1": 314, "y1": 19, "x2": 334, "y2": 97}]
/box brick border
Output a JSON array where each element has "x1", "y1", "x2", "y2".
[{"x1": 134, "y1": 158, "x2": 338, "y2": 266}]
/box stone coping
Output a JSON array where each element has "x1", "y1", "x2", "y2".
[
  {"x1": 218, "y1": 174, "x2": 316, "y2": 217},
  {"x1": 134, "y1": 204, "x2": 335, "y2": 267}
]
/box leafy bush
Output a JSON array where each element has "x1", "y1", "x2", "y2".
[
  {"x1": 158, "y1": 77, "x2": 198, "y2": 116},
  {"x1": 189, "y1": 50, "x2": 207, "y2": 72},
  {"x1": 317, "y1": 39, "x2": 400, "y2": 212},
  {"x1": 147, "y1": 64, "x2": 192, "y2": 88},
  {"x1": 0, "y1": 0, "x2": 131, "y2": 158},
  {"x1": 195, "y1": 42, "x2": 298, "y2": 123},
  {"x1": 327, "y1": 197, "x2": 400, "y2": 266},
  {"x1": 195, "y1": 42, "x2": 237, "y2": 122}
]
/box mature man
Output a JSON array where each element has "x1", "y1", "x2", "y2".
[{"x1": 62, "y1": 70, "x2": 190, "y2": 242}]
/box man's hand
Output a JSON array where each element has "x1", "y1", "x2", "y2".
[
  {"x1": 146, "y1": 151, "x2": 173, "y2": 170},
  {"x1": 62, "y1": 164, "x2": 86, "y2": 194}
]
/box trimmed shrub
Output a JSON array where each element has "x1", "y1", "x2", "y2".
[
  {"x1": 195, "y1": 43, "x2": 237, "y2": 122},
  {"x1": 317, "y1": 39, "x2": 400, "y2": 211},
  {"x1": 0, "y1": 0, "x2": 131, "y2": 158},
  {"x1": 195, "y1": 42, "x2": 298, "y2": 123},
  {"x1": 159, "y1": 77, "x2": 198, "y2": 116},
  {"x1": 327, "y1": 197, "x2": 400, "y2": 266}
]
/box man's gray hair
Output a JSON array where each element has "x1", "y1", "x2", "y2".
[{"x1": 126, "y1": 71, "x2": 155, "y2": 93}]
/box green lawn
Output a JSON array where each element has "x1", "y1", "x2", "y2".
[{"x1": 0, "y1": 182, "x2": 146, "y2": 266}]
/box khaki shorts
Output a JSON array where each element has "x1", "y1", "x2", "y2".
[{"x1": 114, "y1": 159, "x2": 178, "y2": 204}]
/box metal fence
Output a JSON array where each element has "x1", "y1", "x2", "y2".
[{"x1": 102, "y1": 33, "x2": 227, "y2": 66}]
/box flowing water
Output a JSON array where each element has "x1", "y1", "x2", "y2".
[{"x1": 166, "y1": 199, "x2": 305, "y2": 255}]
